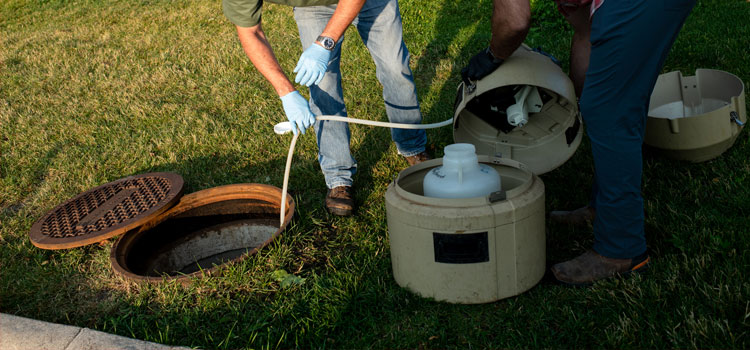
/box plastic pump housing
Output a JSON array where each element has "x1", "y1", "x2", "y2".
[{"x1": 453, "y1": 44, "x2": 582, "y2": 175}]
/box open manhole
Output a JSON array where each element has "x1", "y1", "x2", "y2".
[
  {"x1": 28, "y1": 173, "x2": 294, "y2": 284},
  {"x1": 140, "y1": 219, "x2": 279, "y2": 275},
  {"x1": 111, "y1": 183, "x2": 294, "y2": 283}
]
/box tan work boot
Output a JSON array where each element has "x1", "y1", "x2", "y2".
[
  {"x1": 404, "y1": 151, "x2": 431, "y2": 166},
  {"x1": 549, "y1": 205, "x2": 596, "y2": 227},
  {"x1": 325, "y1": 186, "x2": 354, "y2": 216},
  {"x1": 550, "y1": 250, "x2": 650, "y2": 286}
]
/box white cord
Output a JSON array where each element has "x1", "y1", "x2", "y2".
[{"x1": 278, "y1": 115, "x2": 453, "y2": 227}]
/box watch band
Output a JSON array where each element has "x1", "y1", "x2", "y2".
[{"x1": 486, "y1": 47, "x2": 504, "y2": 64}]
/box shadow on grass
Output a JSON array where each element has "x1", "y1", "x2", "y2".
[{"x1": 408, "y1": 0, "x2": 491, "y2": 149}]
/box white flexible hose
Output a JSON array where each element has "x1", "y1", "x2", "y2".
[
  {"x1": 317, "y1": 115, "x2": 454, "y2": 129},
  {"x1": 280, "y1": 132, "x2": 299, "y2": 227},
  {"x1": 278, "y1": 115, "x2": 453, "y2": 227}
]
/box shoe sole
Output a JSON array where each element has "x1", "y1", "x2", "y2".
[
  {"x1": 550, "y1": 256, "x2": 651, "y2": 287},
  {"x1": 326, "y1": 206, "x2": 353, "y2": 216}
]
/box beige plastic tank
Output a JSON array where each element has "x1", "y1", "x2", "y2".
[
  {"x1": 385, "y1": 45, "x2": 586, "y2": 304},
  {"x1": 646, "y1": 69, "x2": 746, "y2": 162},
  {"x1": 385, "y1": 156, "x2": 545, "y2": 304},
  {"x1": 453, "y1": 44, "x2": 583, "y2": 175}
]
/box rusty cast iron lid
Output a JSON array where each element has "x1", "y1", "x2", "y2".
[{"x1": 29, "y1": 172, "x2": 184, "y2": 250}]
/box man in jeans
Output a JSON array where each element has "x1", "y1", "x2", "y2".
[
  {"x1": 223, "y1": 0, "x2": 429, "y2": 216},
  {"x1": 461, "y1": 0, "x2": 695, "y2": 284}
]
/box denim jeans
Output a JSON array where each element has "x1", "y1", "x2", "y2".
[
  {"x1": 581, "y1": 0, "x2": 695, "y2": 258},
  {"x1": 293, "y1": 0, "x2": 427, "y2": 189}
]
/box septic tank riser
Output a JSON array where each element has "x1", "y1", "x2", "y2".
[{"x1": 386, "y1": 157, "x2": 546, "y2": 304}]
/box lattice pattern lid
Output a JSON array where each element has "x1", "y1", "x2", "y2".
[{"x1": 29, "y1": 172, "x2": 184, "y2": 250}]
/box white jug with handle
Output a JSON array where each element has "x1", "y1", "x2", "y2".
[{"x1": 423, "y1": 143, "x2": 501, "y2": 199}]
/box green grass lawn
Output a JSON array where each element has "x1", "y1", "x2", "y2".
[{"x1": 1, "y1": 0, "x2": 748, "y2": 348}]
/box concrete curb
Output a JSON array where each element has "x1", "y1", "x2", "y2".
[{"x1": 0, "y1": 313, "x2": 196, "y2": 350}]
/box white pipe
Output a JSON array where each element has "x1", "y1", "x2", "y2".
[{"x1": 278, "y1": 115, "x2": 453, "y2": 227}]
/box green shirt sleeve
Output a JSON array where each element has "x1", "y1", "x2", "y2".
[{"x1": 223, "y1": 0, "x2": 264, "y2": 28}]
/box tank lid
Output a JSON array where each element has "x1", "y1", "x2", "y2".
[
  {"x1": 454, "y1": 45, "x2": 583, "y2": 175},
  {"x1": 645, "y1": 69, "x2": 746, "y2": 162},
  {"x1": 29, "y1": 172, "x2": 185, "y2": 250}
]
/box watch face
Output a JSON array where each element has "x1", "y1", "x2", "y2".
[{"x1": 318, "y1": 36, "x2": 335, "y2": 50}]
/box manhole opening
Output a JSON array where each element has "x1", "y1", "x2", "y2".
[{"x1": 121, "y1": 198, "x2": 282, "y2": 277}]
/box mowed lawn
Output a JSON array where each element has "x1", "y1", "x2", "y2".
[{"x1": 1, "y1": 0, "x2": 748, "y2": 348}]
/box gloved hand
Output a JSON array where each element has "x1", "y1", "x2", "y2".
[
  {"x1": 280, "y1": 91, "x2": 316, "y2": 135},
  {"x1": 294, "y1": 43, "x2": 332, "y2": 87},
  {"x1": 461, "y1": 47, "x2": 504, "y2": 85}
]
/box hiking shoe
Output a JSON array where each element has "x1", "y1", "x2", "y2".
[
  {"x1": 550, "y1": 250, "x2": 650, "y2": 286},
  {"x1": 404, "y1": 151, "x2": 432, "y2": 166},
  {"x1": 325, "y1": 186, "x2": 354, "y2": 216},
  {"x1": 549, "y1": 205, "x2": 596, "y2": 227}
]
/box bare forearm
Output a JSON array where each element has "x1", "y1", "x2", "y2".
[
  {"x1": 236, "y1": 24, "x2": 296, "y2": 96},
  {"x1": 319, "y1": 0, "x2": 366, "y2": 41},
  {"x1": 489, "y1": 0, "x2": 530, "y2": 59}
]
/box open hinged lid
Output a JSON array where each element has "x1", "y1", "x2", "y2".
[
  {"x1": 645, "y1": 69, "x2": 746, "y2": 162},
  {"x1": 453, "y1": 44, "x2": 583, "y2": 175},
  {"x1": 29, "y1": 172, "x2": 185, "y2": 249}
]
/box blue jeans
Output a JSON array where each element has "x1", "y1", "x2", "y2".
[
  {"x1": 582, "y1": 0, "x2": 695, "y2": 258},
  {"x1": 293, "y1": 0, "x2": 427, "y2": 189}
]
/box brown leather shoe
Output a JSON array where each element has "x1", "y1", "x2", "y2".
[
  {"x1": 549, "y1": 205, "x2": 596, "y2": 227},
  {"x1": 551, "y1": 250, "x2": 650, "y2": 286},
  {"x1": 325, "y1": 186, "x2": 354, "y2": 216},
  {"x1": 404, "y1": 151, "x2": 431, "y2": 166}
]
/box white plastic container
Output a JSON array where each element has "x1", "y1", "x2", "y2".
[{"x1": 423, "y1": 143, "x2": 501, "y2": 199}]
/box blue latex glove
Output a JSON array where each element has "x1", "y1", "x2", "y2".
[
  {"x1": 293, "y1": 43, "x2": 332, "y2": 87},
  {"x1": 280, "y1": 91, "x2": 316, "y2": 135}
]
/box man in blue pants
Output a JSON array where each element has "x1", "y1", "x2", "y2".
[
  {"x1": 223, "y1": 0, "x2": 429, "y2": 216},
  {"x1": 462, "y1": 0, "x2": 695, "y2": 285}
]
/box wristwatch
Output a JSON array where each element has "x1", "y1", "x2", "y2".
[{"x1": 316, "y1": 35, "x2": 336, "y2": 51}]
